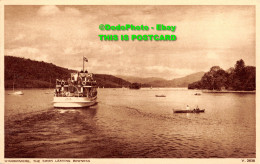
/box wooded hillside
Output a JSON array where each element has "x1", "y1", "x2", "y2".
[{"x1": 188, "y1": 59, "x2": 255, "y2": 91}]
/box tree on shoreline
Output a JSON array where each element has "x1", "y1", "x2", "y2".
[{"x1": 188, "y1": 59, "x2": 255, "y2": 91}]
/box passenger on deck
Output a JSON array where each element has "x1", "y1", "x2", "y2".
[
  {"x1": 186, "y1": 105, "x2": 190, "y2": 110},
  {"x1": 73, "y1": 73, "x2": 78, "y2": 81}
]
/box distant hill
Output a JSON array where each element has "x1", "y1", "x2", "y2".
[
  {"x1": 4, "y1": 56, "x2": 131, "y2": 88},
  {"x1": 164, "y1": 72, "x2": 205, "y2": 87},
  {"x1": 118, "y1": 72, "x2": 205, "y2": 88},
  {"x1": 116, "y1": 75, "x2": 166, "y2": 84},
  {"x1": 93, "y1": 74, "x2": 131, "y2": 88},
  {"x1": 4, "y1": 56, "x2": 205, "y2": 88}
]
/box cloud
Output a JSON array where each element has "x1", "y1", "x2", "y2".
[
  {"x1": 64, "y1": 47, "x2": 78, "y2": 55},
  {"x1": 206, "y1": 52, "x2": 219, "y2": 60},
  {"x1": 14, "y1": 33, "x2": 25, "y2": 41},
  {"x1": 6, "y1": 47, "x2": 39, "y2": 55},
  {"x1": 146, "y1": 66, "x2": 174, "y2": 73},
  {"x1": 37, "y1": 6, "x2": 81, "y2": 17},
  {"x1": 64, "y1": 7, "x2": 81, "y2": 16},
  {"x1": 5, "y1": 47, "x2": 48, "y2": 62},
  {"x1": 37, "y1": 6, "x2": 61, "y2": 16},
  {"x1": 145, "y1": 66, "x2": 194, "y2": 78}
]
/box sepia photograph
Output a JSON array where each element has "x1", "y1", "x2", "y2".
[{"x1": 2, "y1": 3, "x2": 257, "y2": 162}]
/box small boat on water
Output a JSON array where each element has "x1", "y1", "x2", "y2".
[
  {"x1": 155, "y1": 95, "x2": 166, "y2": 97},
  {"x1": 8, "y1": 79, "x2": 24, "y2": 95},
  {"x1": 8, "y1": 91, "x2": 24, "y2": 95},
  {"x1": 53, "y1": 57, "x2": 97, "y2": 108},
  {"x1": 194, "y1": 93, "x2": 201, "y2": 95},
  {"x1": 173, "y1": 108, "x2": 205, "y2": 113}
]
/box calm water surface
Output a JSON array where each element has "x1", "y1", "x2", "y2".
[{"x1": 5, "y1": 88, "x2": 255, "y2": 158}]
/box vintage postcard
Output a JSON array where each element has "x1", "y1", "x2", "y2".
[{"x1": 0, "y1": 0, "x2": 259, "y2": 164}]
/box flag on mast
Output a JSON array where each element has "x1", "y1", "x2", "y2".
[{"x1": 83, "y1": 57, "x2": 88, "y2": 62}]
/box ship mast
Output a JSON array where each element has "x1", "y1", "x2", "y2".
[
  {"x1": 83, "y1": 56, "x2": 88, "y2": 72},
  {"x1": 83, "y1": 56, "x2": 85, "y2": 72}
]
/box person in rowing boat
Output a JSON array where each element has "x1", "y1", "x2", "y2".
[{"x1": 194, "y1": 105, "x2": 200, "y2": 112}]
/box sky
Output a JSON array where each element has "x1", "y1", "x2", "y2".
[{"x1": 4, "y1": 5, "x2": 255, "y2": 79}]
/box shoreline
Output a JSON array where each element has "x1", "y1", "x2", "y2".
[
  {"x1": 4, "y1": 87, "x2": 256, "y2": 93},
  {"x1": 202, "y1": 90, "x2": 256, "y2": 94}
]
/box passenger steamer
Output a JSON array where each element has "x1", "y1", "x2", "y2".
[{"x1": 53, "y1": 57, "x2": 97, "y2": 108}]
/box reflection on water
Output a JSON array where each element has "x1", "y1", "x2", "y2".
[{"x1": 5, "y1": 88, "x2": 255, "y2": 158}]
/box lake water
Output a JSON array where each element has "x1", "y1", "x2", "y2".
[{"x1": 5, "y1": 88, "x2": 256, "y2": 158}]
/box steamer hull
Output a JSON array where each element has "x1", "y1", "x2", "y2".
[{"x1": 53, "y1": 96, "x2": 97, "y2": 108}]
